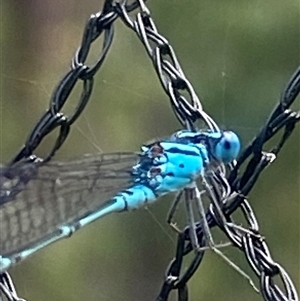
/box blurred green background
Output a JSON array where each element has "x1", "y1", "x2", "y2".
[{"x1": 1, "y1": 0, "x2": 299, "y2": 301}]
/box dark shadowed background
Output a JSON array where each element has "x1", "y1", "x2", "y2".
[{"x1": 1, "y1": 1, "x2": 299, "y2": 301}]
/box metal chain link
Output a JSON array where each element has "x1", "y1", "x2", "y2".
[
  {"x1": 0, "y1": 273, "x2": 25, "y2": 301},
  {"x1": 7, "y1": 0, "x2": 145, "y2": 167},
  {"x1": 1, "y1": 0, "x2": 299, "y2": 300},
  {"x1": 155, "y1": 67, "x2": 300, "y2": 301},
  {"x1": 114, "y1": 0, "x2": 219, "y2": 132},
  {"x1": 111, "y1": 1, "x2": 300, "y2": 300},
  {"x1": 0, "y1": 1, "x2": 147, "y2": 300}
]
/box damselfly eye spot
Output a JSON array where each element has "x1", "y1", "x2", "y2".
[
  {"x1": 223, "y1": 140, "x2": 231, "y2": 150},
  {"x1": 179, "y1": 163, "x2": 185, "y2": 168}
]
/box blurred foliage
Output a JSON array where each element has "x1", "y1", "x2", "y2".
[{"x1": 1, "y1": 1, "x2": 299, "y2": 301}]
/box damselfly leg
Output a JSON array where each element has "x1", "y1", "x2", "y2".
[
  {"x1": 167, "y1": 190, "x2": 184, "y2": 234},
  {"x1": 197, "y1": 175, "x2": 259, "y2": 292},
  {"x1": 166, "y1": 186, "x2": 231, "y2": 251}
]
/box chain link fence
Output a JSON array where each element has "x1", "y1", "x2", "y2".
[{"x1": 1, "y1": 1, "x2": 299, "y2": 300}]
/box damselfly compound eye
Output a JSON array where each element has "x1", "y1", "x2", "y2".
[{"x1": 214, "y1": 131, "x2": 241, "y2": 163}]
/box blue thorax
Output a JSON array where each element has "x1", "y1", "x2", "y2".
[{"x1": 131, "y1": 130, "x2": 241, "y2": 196}]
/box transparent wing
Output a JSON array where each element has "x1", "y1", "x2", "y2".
[{"x1": 0, "y1": 153, "x2": 138, "y2": 256}]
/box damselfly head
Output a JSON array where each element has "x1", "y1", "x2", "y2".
[{"x1": 212, "y1": 131, "x2": 241, "y2": 163}]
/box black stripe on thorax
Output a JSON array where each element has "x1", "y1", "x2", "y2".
[{"x1": 165, "y1": 146, "x2": 200, "y2": 157}]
